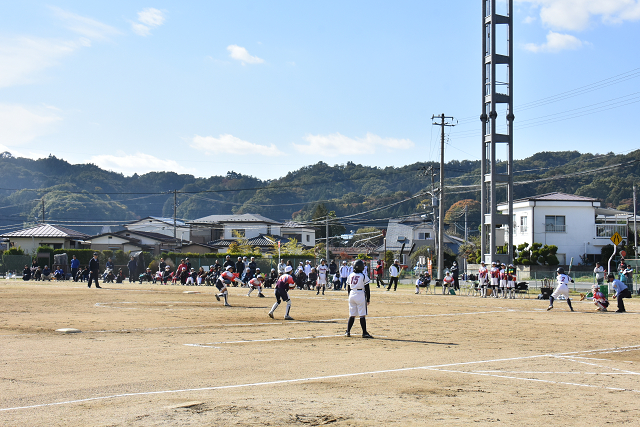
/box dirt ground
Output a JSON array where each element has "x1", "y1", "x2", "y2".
[{"x1": 1, "y1": 279, "x2": 639, "y2": 426}]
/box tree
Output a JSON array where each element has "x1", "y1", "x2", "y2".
[{"x1": 444, "y1": 199, "x2": 481, "y2": 237}]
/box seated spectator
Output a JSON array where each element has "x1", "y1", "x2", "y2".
[
  {"x1": 82, "y1": 267, "x2": 90, "y2": 282},
  {"x1": 241, "y1": 267, "x2": 254, "y2": 285},
  {"x1": 42, "y1": 265, "x2": 51, "y2": 281},
  {"x1": 33, "y1": 267, "x2": 42, "y2": 281},
  {"x1": 54, "y1": 266, "x2": 65, "y2": 280},
  {"x1": 115, "y1": 268, "x2": 125, "y2": 283},
  {"x1": 22, "y1": 265, "x2": 31, "y2": 281},
  {"x1": 75, "y1": 266, "x2": 85, "y2": 282}
]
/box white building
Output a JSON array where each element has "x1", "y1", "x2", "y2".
[
  {"x1": 498, "y1": 192, "x2": 630, "y2": 265},
  {"x1": 125, "y1": 217, "x2": 190, "y2": 241},
  {"x1": 0, "y1": 224, "x2": 89, "y2": 254},
  {"x1": 187, "y1": 214, "x2": 316, "y2": 250}
]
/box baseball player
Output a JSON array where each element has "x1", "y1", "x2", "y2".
[
  {"x1": 490, "y1": 261, "x2": 500, "y2": 298},
  {"x1": 374, "y1": 260, "x2": 384, "y2": 288},
  {"x1": 591, "y1": 283, "x2": 609, "y2": 312},
  {"x1": 499, "y1": 263, "x2": 507, "y2": 298},
  {"x1": 506, "y1": 264, "x2": 516, "y2": 299},
  {"x1": 345, "y1": 259, "x2": 373, "y2": 338},
  {"x1": 316, "y1": 259, "x2": 328, "y2": 295},
  {"x1": 547, "y1": 267, "x2": 575, "y2": 312},
  {"x1": 478, "y1": 261, "x2": 488, "y2": 297},
  {"x1": 415, "y1": 272, "x2": 430, "y2": 294},
  {"x1": 215, "y1": 266, "x2": 234, "y2": 307},
  {"x1": 247, "y1": 275, "x2": 265, "y2": 297},
  {"x1": 442, "y1": 271, "x2": 454, "y2": 294},
  {"x1": 268, "y1": 265, "x2": 295, "y2": 320}
]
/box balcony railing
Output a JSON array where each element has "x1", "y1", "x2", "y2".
[
  {"x1": 544, "y1": 224, "x2": 566, "y2": 233},
  {"x1": 595, "y1": 224, "x2": 627, "y2": 239}
]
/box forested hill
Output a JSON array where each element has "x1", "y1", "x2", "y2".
[{"x1": 0, "y1": 149, "x2": 638, "y2": 235}]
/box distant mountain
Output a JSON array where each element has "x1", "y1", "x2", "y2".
[{"x1": 0, "y1": 150, "x2": 637, "y2": 236}]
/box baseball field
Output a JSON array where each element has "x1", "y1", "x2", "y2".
[{"x1": 1, "y1": 279, "x2": 638, "y2": 426}]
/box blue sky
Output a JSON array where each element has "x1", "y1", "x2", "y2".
[{"x1": 1, "y1": 1, "x2": 639, "y2": 180}]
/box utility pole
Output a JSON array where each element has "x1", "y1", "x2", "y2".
[
  {"x1": 325, "y1": 216, "x2": 329, "y2": 262},
  {"x1": 41, "y1": 199, "x2": 45, "y2": 223},
  {"x1": 432, "y1": 114, "x2": 455, "y2": 281},
  {"x1": 634, "y1": 185, "x2": 637, "y2": 279},
  {"x1": 173, "y1": 190, "x2": 177, "y2": 241}
]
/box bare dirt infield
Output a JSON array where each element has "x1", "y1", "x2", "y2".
[{"x1": 1, "y1": 280, "x2": 639, "y2": 426}]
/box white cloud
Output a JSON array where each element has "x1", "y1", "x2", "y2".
[
  {"x1": 227, "y1": 45, "x2": 264, "y2": 65},
  {"x1": 49, "y1": 6, "x2": 121, "y2": 41},
  {"x1": 524, "y1": 16, "x2": 537, "y2": 24},
  {"x1": 138, "y1": 8, "x2": 165, "y2": 27},
  {"x1": 517, "y1": 0, "x2": 640, "y2": 31},
  {"x1": 524, "y1": 30, "x2": 584, "y2": 52},
  {"x1": 191, "y1": 134, "x2": 284, "y2": 156},
  {"x1": 131, "y1": 7, "x2": 165, "y2": 37},
  {"x1": 292, "y1": 132, "x2": 414, "y2": 156},
  {"x1": 132, "y1": 8, "x2": 165, "y2": 36},
  {"x1": 0, "y1": 104, "x2": 62, "y2": 145},
  {"x1": 0, "y1": 36, "x2": 86, "y2": 88},
  {"x1": 89, "y1": 153, "x2": 194, "y2": 176}
]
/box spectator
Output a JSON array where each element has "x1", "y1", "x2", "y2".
[
  {"x1": 42, "y1": 265, "x2": 51, "y2": 281},
  {"x1": 248, "y1": 257, "x2": 257, "y2": 275},
  {"x1": 71, "y1": 255, "x2": 80, "y2": 282},
  {"x1": 235, "y1": 257, "x2": 245, "y2": 278},
  {"x1": 593, "y1": 262, "x2": 605, "y2": 287},
  {"x1": 127, "y1": 256, "x2": 137, "y2": 283},
  {"x1": 22, "y1": 265, "x2": 31, "y2": 281}
]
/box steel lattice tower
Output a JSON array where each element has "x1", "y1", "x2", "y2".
[{"x1": 480, "y1": 0, "x2": 514, "y2": 264}]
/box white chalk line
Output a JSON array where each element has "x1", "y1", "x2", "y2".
[
  {"x1": 184, "y1": 334, "x2": 390, "y2": 348},
  {"x1": 2, "y1": 344, "x2": 639, "y2": 413}
]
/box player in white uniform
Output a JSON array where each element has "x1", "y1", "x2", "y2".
[
  {"x1": 490, "y1": 261, "x2": 500, "y2": 298},
  {"x1": 215, "y1": 266, "x2": 234, "y2": 306},
  {"x1": 316, "y1": 259, "x2": 328, "y2": 295},
  {"x1": 498, "y1": 263, "x2": 507, "y2": 298},
  {"x1": 478, "y1": 262, "x2": 488, "y2": 297},
  {"x1": 506, "y1": 264, "x2": 516, "y2": 299},
  {"x1": 246, "y1": 275, "x2": 265, "y2": 297},
  {"x1": 547, "y1": 267, "x2": 575, "y2": 312},
  {"x1": 345, "y1": 260, "x2": 373, "y2": 338}
]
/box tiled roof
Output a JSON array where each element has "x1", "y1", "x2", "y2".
[
  {"x1": 208, "y1": 234, "x2": 288, "y2": 248},
  {"x1": 515, "y1": 192, "x2": 598, "y2": 202},
  {"x1": 1, "y1": 224, "x2": 89, "y2": 239},
  {"x1": 188, "y1": 213, "x2": 281, "y2": 225},
  {"x1": 128, "y1": 216, "x2": 186, "y2": 227},
  {"x1": 116, "y1": 230, "x2": 176, "y2": 242}
]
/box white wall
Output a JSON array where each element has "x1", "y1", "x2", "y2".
[
  {"x1": 126, "y1": 219, "x2": 190, "y2": 240},
  {"x1": 505, "y1": 201, "x2": 604, "y2": 264}
]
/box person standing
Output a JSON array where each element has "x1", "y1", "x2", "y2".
[
  {"x1": 547, "y1": 267, "x2": 574, "y2": 312},
  {"x1": 127, "y1": 256, "x2": 137, "y2": 283},
  {"x1": 374, "y1": 260, "x2": 384, "y2": 288},
  {"x1": 329, "y1": 259, "x2": 338, "y2": 276},
  {"x1": 88, "y1": 252, "x2": 101, "y2": 289},
  {"x1": 304, "y1": 260, "x2": 312, "y2": 277},
  {"x1": 277, "y1": 259, "x2": 286, "y2": 276},
  {"x1": 478, "y1": 261, "x2": 488, "y2": 298},
  {"x1": 450, "y1": 261, "x2": 460, "y2": 291},
  {"x1": 268, "y1": 265, "x2": 295, "y2": 320},
  {"x1": 386, "y1": 259, "x2": 401, "y2": 291},
  {"x1": 608, "y1": 273, "x2": 631, "y2": 313},
  {"x1": 339, "y1": 261, "x2": 351, "y2": 291},
  {"x1": 316, "y1": 259, "x2": 328, "y2": 295},
  {"x1": 235, "y1": 257, "x2": 245, "y2": 279},
  {"x1": 70, "y1": 255, "x2": 80, "y2": 282},
  {"x1": 345, "y1": 259, "x2": 373, "y2": 339},
  {"x1": 159, "y1": 257, "x2": 167, "y2": 272},
  {"x1": 593, "y1": 262, "x2": 605, "y2": 287},
  {"x1": 248, "y1": 257, "x2": 257, "y2": 275},
  {"x1": 223, "y1": 255, "x2": 234, "y2": 269}
]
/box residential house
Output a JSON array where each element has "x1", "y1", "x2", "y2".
[
  {"x1": 0, "y1": 224, "x2": 89, "y2": 254},
  {"x1": 125, "y1": 217, "x2": 189, "y2": 241},
  {"x1": 497, "y1": 192, "x2": 632, "y2": 265},
  {"x1": 378, "y1": 215, "x2": 461, "y2": 265}
]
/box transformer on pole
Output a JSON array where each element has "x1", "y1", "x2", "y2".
[{"x1": 480, "y1": 0, "x2": 514, "y2": 265}]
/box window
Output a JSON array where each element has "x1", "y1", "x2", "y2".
[
  {"x1": 417, "y1": 232, "x2": 430, "y2": 240},
  {"x1": 306, "y1": 235, "x2": 310, "y2": 242},
  {"x1": 520, "y1": 216, "x2": 528, "y2": 233},
  {"x1": 545, "y1": 215, "x2": 566, "y2": 233}
]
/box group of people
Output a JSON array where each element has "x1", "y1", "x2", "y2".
[{"x1": 476, "y1": 261, "x2": 518, "y2": 298}]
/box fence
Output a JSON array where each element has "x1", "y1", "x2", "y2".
[{"x1": 1, "y1": 255, "x2": 33, "y2": 276}]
